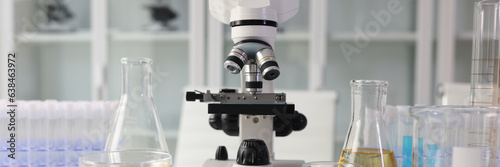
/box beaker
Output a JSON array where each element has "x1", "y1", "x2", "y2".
[
  {"x1": 471, "y1": 0, "x2": 500, "y2": 106},
  {"x1": 105, "y1": 57, "x2": 169, "y2": 152},
  {"x1": 339, "y1": 80, "x2": 396, "y2": 167},
  {"x1": 411, "y1": 105, "x2": 500, "y2": 167}
]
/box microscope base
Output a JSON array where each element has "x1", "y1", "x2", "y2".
[{"x1": 203, "y1": 159, "x2": 305, "y2": 167}]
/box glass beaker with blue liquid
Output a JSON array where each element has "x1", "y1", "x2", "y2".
[{"x1": 411, "y1": 106, "x2": 500, "y2": 167}]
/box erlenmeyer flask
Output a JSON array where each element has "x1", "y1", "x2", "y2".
[
  {"x1": 105, "y1": 57, "x2": 169, "y2": 152},
  {"x1": 339, "y1": 80, "x2": 396, "y2": 167}
]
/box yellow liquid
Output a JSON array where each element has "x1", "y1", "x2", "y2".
[{"x1": 340, "y1": 148, "x2": 397, "y2": 167}]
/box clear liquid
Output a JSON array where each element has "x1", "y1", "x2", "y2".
[
  {"x1": 80, "y1": 161, "x2": 170, "y2": 167},
  {"x1": 340, "y1": 148, "x2": 397, "y2": 167}
]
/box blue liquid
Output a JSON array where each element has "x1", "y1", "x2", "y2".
[
  {"x1": 11, "y1": 150, "x2": 30, "y2": 166},
  {"x1": 402, "y1": 136, "x2": 412, "y2": 167},
  {"x1": 33, "y1": 150, "x2": 49, "y2": 166},
  {"x1": 418, "y1": 138, "x2": 423, "y2": 167},
  {"x1": 0, "y1": 151, "x2": 11, "y2": 167},
  {"x1": 426, "y1": 144, "x2": 438, "y2": 167},
  {"x1": 50, "y1": 150, "x2": 68, "y2": 166}
]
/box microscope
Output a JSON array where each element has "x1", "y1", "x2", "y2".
[
  {"x1": 144, "y1": 0, "x2": 177, "y2": 31},
  {"x1": 38, "y1": 0, "x2": 75, "y2": 32},
  {"x1": 186, "y1": 0, "x2": 307, "y2": 167}
]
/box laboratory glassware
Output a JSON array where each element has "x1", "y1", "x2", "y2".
[
  {"x1": 411, "y1": 105, "x2": 500, "y2": 167},
  {"x1": 47, "y1": 100, "x2": 68, "y2": 166},
  {"x1": 302, "y1": 161, "x2": 361, "y2": 167},
  {"x1": 384, "y1": 105, "x2": 413, "y2": 167},
  {"x1": 471, "y1": 0, "x2": 500, "y2": 106},
  {"x1": 339, "y1": 80, "x2": 396, "y2": 167},
  {"x1": 471, "y1": 2, "x2": 500, "y2": 164},
  {"x1": 82, "y1": 57, "x2": 172, "y2": 166},
  {"x1": 79, "y1": 151, "x2": 171, "y2": 167},
  {"x1": 0, "y1": 100, "x2": 11, "y2": 167},
  {"x1": 105, "y1": 57, "x2": 169, "y2": 153},
  {"x1": 0, "y1": 100, "x2": 120, "y2": 166}
]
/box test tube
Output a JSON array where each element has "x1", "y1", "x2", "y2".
[
  {"x1": 80, "y1": 102, "x2": 94, "y2": 157},
  {"x1": 31, "y1": 101, "x2": 48, "y2": 166},
  {"x1": 65, "y1": 101, "x2": 80, "y2": 166},
  {"x1": 12, "y1": 100, "x2": 30, "y2": 166},
  {"x1": 87, "y1": 101, "x2": 106, "y2": 151},
  {"x1": 47, "y1": 100, "x2": 67, "y2": 166},
  {"x1": 0, "y1": 100, "x2": 11, "y2": 167}
]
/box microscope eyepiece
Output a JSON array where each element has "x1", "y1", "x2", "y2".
[
  {"x1": 256, "y1": 48, "x2": 280, "y2": 80},
  {"x1": 224, "y1": 48, "x2": 247, "y2": 74}
]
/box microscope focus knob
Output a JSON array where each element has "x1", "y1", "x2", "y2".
[
  {"x1": 274, "y1": 111, "x2": 307, "y2": 136},
  {"x1": 236, "y1": 139, "x2": 270, "y2": 166},
  {"x1": 215, "y1": 146, "x2": 228, "y2": 160},
  {"x1": 293, "y1": 112, "x2": 307, "y2": 131},
  {"x1": 209, "y1": 114, "x2": 222, "y2": 130},
  {"x1": 222, "y1": 114, "x2": 239, "y2": 136},
  {"x1": 274, "y1": 117, "x2": 293, "y2": 137}
]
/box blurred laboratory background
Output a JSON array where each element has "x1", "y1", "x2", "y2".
[{"x1": 0, "y1": 0, "x2": 474, "y2": 162}]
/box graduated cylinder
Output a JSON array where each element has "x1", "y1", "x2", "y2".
[{"x1": 471, "y1": 0, "x2": 500, "y2": 106}]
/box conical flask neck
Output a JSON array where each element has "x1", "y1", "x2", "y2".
[
  {"x1": 121, "y1": 60, "x2": 153, "y2": 99},
  {"x1": 345, "y1": 80, "x2": 390, "y2": 150},
  {"x1": 351, "y1": 82, "x2": 387, "y2": 121}
]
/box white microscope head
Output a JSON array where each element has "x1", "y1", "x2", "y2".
[
  {"x1": 210, "y1": 0, "x2": 300, "y2": 92},
  {"x1": 209, "y1": 0, "x2": 299, "y2": 46},
  {"x1": 209, "y1": 0, "x2": 300, "y2": 24}
]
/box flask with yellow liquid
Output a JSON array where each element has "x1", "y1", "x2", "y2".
[{"x1": 339, "y1": 80, "x2": 396, "y2": 167}]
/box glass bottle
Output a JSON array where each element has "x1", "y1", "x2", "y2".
[
  {"x1": 105, "y1": 57, "x2": 169, "y2": 153},
  {"x1": 339, "y1": 80, "x2": 396, "y2": 167}
]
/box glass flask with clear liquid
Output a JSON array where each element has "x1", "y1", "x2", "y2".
[
  {"x1": 80, "y1": 57, "x2": 171, "y2": 167},
  {"x1": 339, "y1": 80, "x2": 396, "y2": 167}
]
